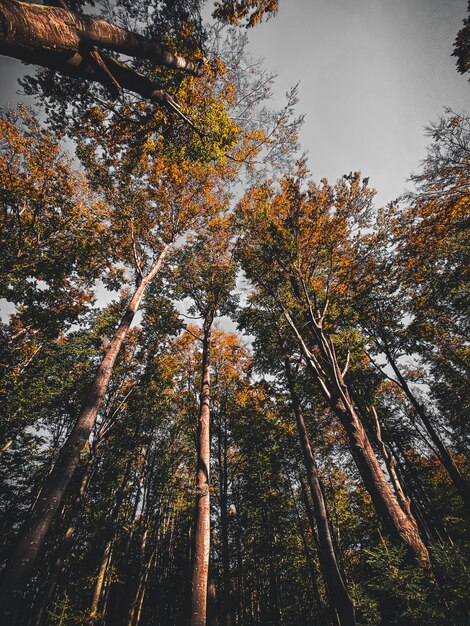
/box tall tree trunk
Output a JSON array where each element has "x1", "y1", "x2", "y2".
[
  {"x1": 217, "y1": 410, "x2": 232, "y2": 626},
  {"x1": 0, "y1": 246, "x2": 170, "y2": 625},
  {"x1": 284, "y1": 468, "x2": 324, "y2": 624},
  {"x1": 283, "y1": 310, "x2": 430, "y2": 567},
  {"x1": 31, "y1": 456, "x2": 95, "y2": 626},
  {"x1": 283, "y1": 355, "x2": 356, "y2": 626},
  {"x1": 88, "y1": 540, "x2": 113, "y2": 623},
  {"x1": 190, "y1": 319, "x2": 212, "y2": 626},
  {"x1": 381, "y1": 343, "x2": 470, "y2": 509},
  {"x1": 369, "y1": 406, "x2": 413, "y2": 517},
  {"x1": 32, "y1": 401, "x2": 135, "y2": 626}
]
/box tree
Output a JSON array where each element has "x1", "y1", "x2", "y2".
[
  {"x1": 235, "y1": 169, "x2": 430, "y2": 566},
  {"x1": 171, "y1": 215, "x2": 236, "y2": 626},
  {"x1": 346, "y1": 205, "x2": 470, "y2": 509},
  {"x1": 237, "y1": 304, "x2": 356, "y2": 625},
  {"x1": 394, "y1": 111, "x2": 470, "y2": 502},
  {"x1": 454, "y1": 1, "x2": 470, "y2": 79},
  {"x1": 0, "y1": 105, "x2": 110, "y2": 447},
  {"x1": 0, "y1": 122, "x2": 226, "y2": 623}
]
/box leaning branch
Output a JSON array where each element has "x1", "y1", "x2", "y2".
[
  {"x1": 0, "y1": 0, "x2": 203, "y2": 75},
  {"x1": 0, "y1": 0, "x2": 204, "y2": 126}
]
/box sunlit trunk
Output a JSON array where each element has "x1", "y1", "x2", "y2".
[{"x1": 0, "y1": 0, "x2": 201, "y2": 73}]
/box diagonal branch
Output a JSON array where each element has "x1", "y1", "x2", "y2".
[{"x1": 0, "y1": 0, "x2": 203, "y2": 75}]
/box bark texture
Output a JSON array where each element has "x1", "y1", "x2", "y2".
[
  {"x1": 190, "y1": 320, "x2": 212, "y2": 626},
  {"x1": 0, "y1": 0, "x2": 201, "y2": 109},
  {"x1": 0, "y1": 0, "x2": 201, "y2": 73}
]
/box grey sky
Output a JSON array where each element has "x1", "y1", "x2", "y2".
[
  {"x1": 0, "y1": 0, "x2": 468, "y2": 208},
  {"x1": 244, "y1": 0, "x2": 469, "y2": 205}
]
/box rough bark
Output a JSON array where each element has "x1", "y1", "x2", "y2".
[
  {"x1": 369, "y1": 406, "x2": 412, "y2": 517},
  {"x1": 283, "y1": 310, "x2": 430, "y2": 567},
  {"x1": 0, "y1": 0, "x2": 202, "y2": 74},
  {"x1": 0, "y1": 245, "x2": 170, "y2": 625},
  {"x1": 0, "y1": 0, "x2": 202, "y2": 112},
  {"x1": 283, "y1": 356, "x2": 356, "y2": 626},
  {"x1": 190, "y1": 319, "x2": 212, "y2": 626}
]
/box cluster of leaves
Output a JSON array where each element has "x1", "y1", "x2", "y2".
[{"x1": 213, "y1": 0, "x2": 279, "y2": 28}]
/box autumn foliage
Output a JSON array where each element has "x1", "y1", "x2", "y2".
[{"x1": 0, "y1": 3, "x2": 469, "y2": 626}]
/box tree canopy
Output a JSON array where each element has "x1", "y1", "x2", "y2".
[{"x1": 0, "y1": 2, "x2": 469, "y2": 625}]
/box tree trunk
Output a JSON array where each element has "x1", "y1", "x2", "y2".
[
  {"x1": 284, "y1": 468, "x2": 324, "y2": 624},
  {"x1": 0, "y1": 246, "x2": 170, "y2": 625},
  {"x1": 217, "y1": 410, "x2": 232, "y2": 626},
  {"x1": 0, "y1": 0, "x2": 201, "y2": 73},
  {"x1": 88, "y1": 539, "x2": 113, "y2": 623},
  {"x1": 283, "y1": 356, "x2": 356, "y2": 626},
  {"x1": 207, "y1": 578, "x2": 219, "y2": 626},
  {"x1": 190, "y1": 320, "x2": 212, "y2": 626},
  {"x1": 283, "y1": 310, "x2": 430, "y2": 567},
  {"x1": 369, "y1": 406, "x2": 413, "y2": 517},
  {"x1": 382, "y1": 343, "x2": 470, "y2": 509},
  {"x1": 0, "y1": 0, "x2": 201, "y2": 109},
  {"x1": 31, "y1": 456, "x2": 95, "y2": 626},
  {"x1": 333, "y1": 393, "x2": 429, "y2": 564}
]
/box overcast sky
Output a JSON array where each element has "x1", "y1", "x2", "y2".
[
  {"x1": 0, "y1": 0, "x2": 468, "y2": 208},
  {"x1": 244, "y1": 0, "x2": 469, "y2": 205}
]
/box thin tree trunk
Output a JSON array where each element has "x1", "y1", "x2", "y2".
[
  {"x1": 0, "y1": 246, "x2": 170, "y2": 625},
  {"x1": 382, "y1": 343, "x2": 470, "y2": 509},
  {"x1": 283, "y1": 355, "x2": 356, "y2": 626},
  {"x1": 283, "y1": 310, "x2": 430, "y2": 567},
  {"x1": 0, "y1": 439, "x2": 13, "y2": 455},
  {"x1": 190, "y1": 319, "x2": 212, "y2": 626},
  {"x1": 284, "y1": 468, "x2": 324, "y2": 624},
  {"x1": 207, "y1": 578, "x2": 219, "y2": 626},
  {"x1": 369, "y1": 406, "x2": 413, "y2": 517},
  {"x1": 217, "y1": 410, "x2": 232, "y2": 626},
  {"x1": 391, "y1": 443, "x2": 453, "y2": 544},
  {"x1": 127, "y1": 542, "x2": 157, "y2": 626},
  {"x1": 88, "y1": 539, "x2": 113, "y2": 622}
]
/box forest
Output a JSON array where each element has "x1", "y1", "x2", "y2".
[{"x1": 0, "y1": 0, "x2": 469, "y2": 624}]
